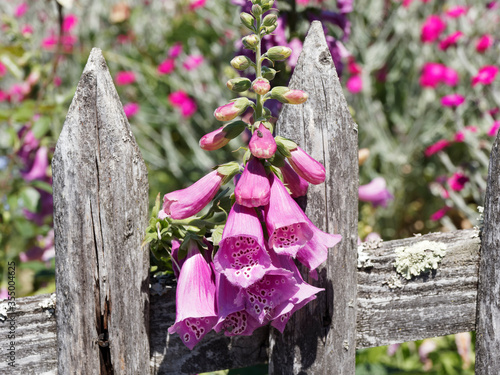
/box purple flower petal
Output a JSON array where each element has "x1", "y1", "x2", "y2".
[{"x1": 235, "y1": 157, "x2": 270, "y2": 207}]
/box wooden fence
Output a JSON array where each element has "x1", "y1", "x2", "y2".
[{"x1": 0, "y1": 21, "x2": 499, "y2": 374}]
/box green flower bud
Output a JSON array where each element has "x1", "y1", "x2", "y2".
[
  {"x1": 252, "y1": 77, "x2": 271, "y2": 95},
  {"x1": 262, "y1": 13, "x2": 277, "y2": 27},
  {"x1": 261, "y1": 66, "x2": 277, "y2": 80},
  {"x1": 275, "y1": 136, "x2": 298, "y2": 158},
  {"x1": 261, "y1": 0, "x2": 275, "y2": 11},
  {"x1": 264, "y1": 23, "x2": 278, "y2": 34},
  {"x1": 240, "y1": 12, "x2": 254, "y2": 29},
  {"x1": 242, "y1": 34, "x2": 259, "y2": 50},
  {"x1": 267, "y1": 46, "x2": 292, "y2": 61},
  {"x1": 226, "y1": 77, "x2": 252, "y2": 92},
  {"x1": 270, "y1": 87, "x2": 308, "y2": 104},
  {"x1": 230, "y1": 55, "x2": 252, "y2": 70},
  {"x1": 251, "y1": 4, "x2": 262, "y2": 16}
]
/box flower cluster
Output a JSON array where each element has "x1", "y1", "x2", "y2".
[{"x1": 153, "y1": 0, "x2": 342, "y2": 350}]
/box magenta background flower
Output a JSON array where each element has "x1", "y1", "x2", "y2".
[
  {"x1": 169, "y1": 91, "x2": 189, "y2": 106},
  {"x1": 476, "y1": 34, "x2": 493, "y2": 53},
  {"x1": 358, "y1": 177, "x2": 393, "y2": 207},
  {"x1": 63, "y1": 14, "x2": 78, "y2": 32},
  {"x1": 264, "y1": 173, "x2": 314, "y2": 257},
  {"x1": 488, "y1": 121, "x2": 500, "y2": 137},
  {"x1": 168, "y1": 242, "x2": 217, "y2": 350},
  {"x1": 21, "y1": 146, "x2": 49, "y2": 181},
  {"x1": 347, "y1": 58, "x2": 362, "y2": 75},
  {"x1": 454, "y1": 126, "x2": 477, "y2": 142},
  {"x1": 168, "y1": 43, "x2": 183, "y2": 58},
  {"x1": 420, "y1": 63, "x2": 445, "y2": 88},
  {"x1": 183, "y1": 55, "x2": 204, "y2": 71},
  {"x1": 288, "y1": 146, "x2": 326, "y2": 185},
  {"x1": 446, "y1": 6, "x2": 467, "y2": 18},
  {"x1": 235, "y1": 157, "x2": 270, "y2": 208},
  {"x1": 430, "y1": 206, "x2": 450, "y2": 221},
  {"x1": 439, "y1": 31, "x2": 463, "y2": 50},
  {"x1": 249, "y1": 123, "x2": 277, "y2": 159},
  {"x1": 346, "y1": 75, "x2": 362, "y2": 93},
  {"x1": 280, "y1": 162, "x2": 309, "y2": 198},
  {"x1": 441, "y1": 93, "x2": 465, "y2": 107},
  {"x1": 189, "y1": 0, "x2": 207, "y2": 10},
  {"x1": 442, "y1": 66, "x2": 459, "y2": 86},
  {"x1": 288, "y1": 38, "x2": 303, "y2": 67},
  {"x1": 419, "y1": 339, "x2": 437, "y2": 363},
  {"x1": 115, "y1": 71, "x2": 136, "y2": 85},
  {"x1": 448, "y1": 172, "x2": 469, "y2": 191},
  {"x1": 0, "y1": 62, "x2": 6, "y2": 77},
  {"x1": 425, "y1": 139, "x2": 451, "y2": 156},
  {"x1": 169, "y1": 91, "x2": 197, "y2": 118},
  {"x1": 421, "y1": 15, "x2": 446, "y2": 43},
  {"x1": 14, "y1": 3, "x2": 28, "y2": 18},
  {"x1": 21, "y1": 25, "x2": 33, "y2": 35},
  {"x1": 123, "y1": 102, "x2": 139, "y2": 118},
  {"x1": 180, "y1": 98, "x2": 197, "y2": 118},
  {"x1": 162, "y1": 170, "x2": 223, "y2": 219},
  {"x1": 213, "y1": 203, "x2": 272, "y2": 288},
  {"x1": 158, "y1": 58, "x2": 175, "y2": 74},
  {"x1": 472, "y1": 65, "x2": 499, "y2": 86},
  {"x1": 20, "y1": 229, "x2": 55, "y2": 263},
  {"x1": 0, "y1": 288, "x2": 7, "y2": 300}
]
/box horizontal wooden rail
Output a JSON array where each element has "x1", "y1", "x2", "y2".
[{"x1": 0, "y1": 229, "x2": 480, "y2": 374}]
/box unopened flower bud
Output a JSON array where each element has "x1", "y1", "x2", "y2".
[
  {"x1": 261, "y1": 0, "x2": 275, "y2": 11},
  {"x1": 267, "y1": 46, "x2": 292, "y2": 61},
  {"x1": 227, "y1": 77, "x2": 252, "y2": 92},
  {"x1": 264, "y1": 24, "x2": 278, "y2": 34},
  {"x1": 288, "y1": 146, "x2": 326, "y2": 185},
  {"x1": 199, "y1": 121, "x2": 247, "y2": 151},
  {"x1": 252, "y1": 78, "x2": 271, "y2": 95},
  {"x1": 249, "y1": 122, "x2": 277, "y2": 159},
  {"x1": 214, "y1": 97, "x2": 251, "y2": 122},
  {"x1": 240, "y1": 12, "x2": 254, "y2": 29},
  {"x1": 270, "y1": 86, "x2": 308, "y2": 104},
  {"x1": 231, "y1": 55, "x2": 252, "y2": 70},
  {"x1": 251, "y1": 4, "x2": 262, "y2": 16},
  {"x1": 242, "y1": 34, "x2": 260, "y2": 50},
  {"x1": 261, "y1": 66, "x2": 277, "y2": 80},
  {"x1": 358, "y1": 148, "x2": 370, "y2": 166},
  {"x1": 263, "y1": 13, "x2": 277, "y2": 27}
]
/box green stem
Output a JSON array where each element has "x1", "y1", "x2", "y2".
[{"x1": 255, "y1": 13, "x2": 263, "y2": 123}]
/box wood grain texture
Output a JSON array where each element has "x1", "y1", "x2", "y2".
[
  {"x1": 52, "y1": 48, "x2": 150, "y2": 374},
  {"x1": 0, "y1": 294, "x2": 57, "y2": 374},
  {"x1": 269, "y1": 21, "x2": 359, "y2": 375},
  {"x1": 149, "y1": 293, "x2": 269, "y2": 374},
  {"x1": 475, "y1": 133, "x2": 500, "y2": 374},
  {"x1": 0, "y1": 230, "x2": 483, "y2": 373},
  {"x1": 357, "y1": 230, "x2": 480, "y2": 348}
]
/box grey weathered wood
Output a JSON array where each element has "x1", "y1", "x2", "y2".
[
  {"x1": 357, "y1": 229, "x2": 480, "y2": 348},
  {"x1": 475, "y1": 132, "x2": 500, "y2": 374},
  {"x1": 269, "y1": 21, "x2": 359, "y2": 375},
  {"x1": 52, "y1": 48, "x2": 150, "y2": 374},
  {"x1": 0, "y1": 231, "x2": 483, "y2": 374},
  {"x1": 150, "y1": 293, "x2": 269, "y2": 374}
]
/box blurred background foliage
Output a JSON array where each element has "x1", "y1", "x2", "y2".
[{"x1": 1, "y1": 0, "x2": 495, "y2": 373}]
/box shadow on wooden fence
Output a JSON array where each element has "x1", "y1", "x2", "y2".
[{"x1": 0, "y1": 21, "x2": 498, "y2": 374}]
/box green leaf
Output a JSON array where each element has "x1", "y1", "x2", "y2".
[
  {"x1": 32, "y1": 116, "x2": 51, "y2": 139},
  {"x1": 30, "y1": 180, "x2": 53, "y2": 194},
  {"x1": 20, "y1": 187, "x2": 41, "y2": 212},
  {"x1": 210, "y1": 225, "x2": 224, "y2": 246}
]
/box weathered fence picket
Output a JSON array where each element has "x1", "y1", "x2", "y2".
[
  {"x1": 0, "y1": 22, "x2": 499, "y2": 375},
  {"x1": 269, "y1": 21, "x2": 358, "y2": 375},
  {"x1": 52, "y1": 48, "x2": 150, "y2": 374}
]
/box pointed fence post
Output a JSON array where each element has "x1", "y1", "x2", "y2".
[
  {"x1": 269, "y1": 21, "x2": 358, "y2": 374},
  {"x1": 475, "y1": 132, "x2": 500, "y2": 373},
  {"x1": 52, "y1": 48, "x2": 150, "y2": 374}
]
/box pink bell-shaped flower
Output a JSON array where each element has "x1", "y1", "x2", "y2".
[
  {"x1": 270, "y1": 254, "x2": 324, "y2": 332},
  {"x1": 214, "y1": 203, "x2": 272, "y2": 288},
  {"x1": 214, "y1": 272, "x2": 264, "y2": 336},
  {"x1": 279, "y1": 161, "x2": 309, "y2": 198},
  {"x1": 264, "y1": 173, "x2": 314, "y2": 257},
  {"x1": 249, "y1": 123, "x2": 277, "y2": 159},
  {"x1": 235, "y1": 157, "x2": 270, "y2": 208},
  {"x1": 21, "y1": 146, "x2": 49, "y2": 181},
  {"x1": 167, "y1": 241, "x2": 218, "y2": 350},
  {"x1": 287, "y1": 146, "x2": 326, "y2": 185},
  {"x1": 163, "y1": 170, "x2": 223, "y2": 219}
]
